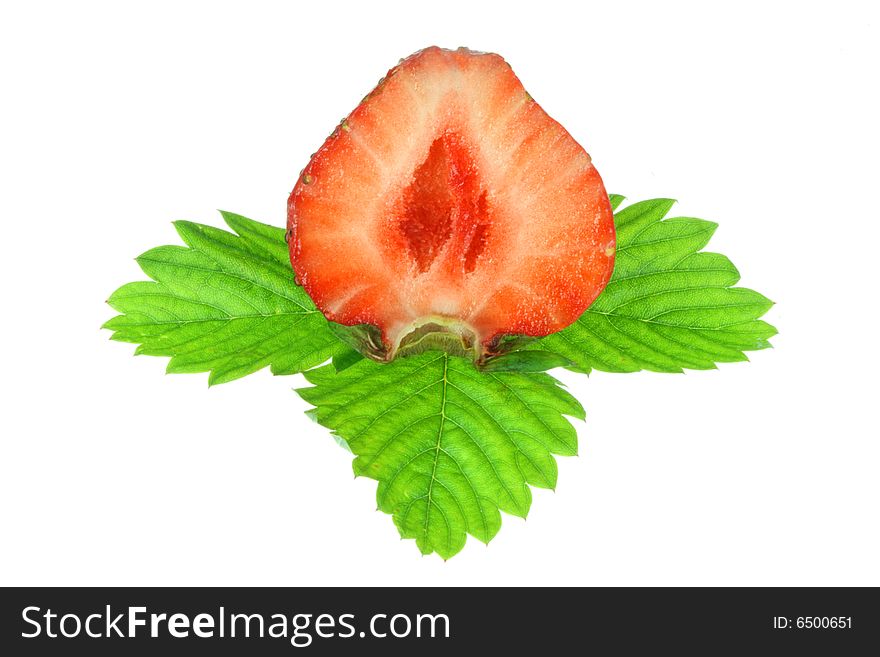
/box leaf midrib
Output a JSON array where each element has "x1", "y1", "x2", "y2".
[
  {"x1": 585, "y1": 304, "x2": 766, "y2": 330},
  {"x1": 108, "y1": 310, "x2": 320, "y2": 328},
  {"x1": 423, "y1": 353, "x2": 449, "y2": 550}
]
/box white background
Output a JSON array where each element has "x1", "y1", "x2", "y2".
[{"x1": 1, "y1": 0, "x2": 878, "y2": 586}]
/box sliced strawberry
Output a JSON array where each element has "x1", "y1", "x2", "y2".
[{"x1": 288, "y1": 46, "x2": 615, "y2": 361}]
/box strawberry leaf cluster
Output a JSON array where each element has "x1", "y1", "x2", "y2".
[{"x1": 104, "y1": 197, "x2": 775, "y2": 558}]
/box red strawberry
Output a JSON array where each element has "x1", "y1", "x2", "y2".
[{"x1": 288, "y1": 46, "x2": 615, "y2": 362}]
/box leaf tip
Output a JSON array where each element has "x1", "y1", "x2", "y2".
[
  {"x1": 171, "y1": 219, "x2": 201, "y2": 245},
  {"x1": 217, "y1": 209, "x2": 237, "y2": 229}
]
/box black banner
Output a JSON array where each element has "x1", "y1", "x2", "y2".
[{"x1": 1, "y1": 587, "x2": 876, "y2": 654}]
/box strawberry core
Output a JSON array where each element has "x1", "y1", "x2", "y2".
[{"x1": 395, "y1": 133, "x2": 491, "y2": 275}]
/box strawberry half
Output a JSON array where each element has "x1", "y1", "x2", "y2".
[{"x1": 288, "y1": 46, "x2": 615, "y2": 362}]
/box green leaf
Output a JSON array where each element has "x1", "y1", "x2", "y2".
[
  {"x1": 538, "y1": 197, "x2": 777, "y2": 373},
  {"x1": 332, "y1": 347, "x2": 365, "y2": 373},
  {"x1": 481, "y1": 350, "x2": 575, "y2": 373},
  {"x1": 103, "y1": 213, "x2": 346, "y2": 384},
  {"x1": 104, "y1": 193, "x2": 775, "y2": 558},
  {"x1": 297, "y1": 352, "x2": 584, "y2": 559},
  {"x1": 218, "y1": 210, "x2": 292, "y2": 267},
  {"x1": 608, "y1": 193, "x2": 626, "y2": 211}
]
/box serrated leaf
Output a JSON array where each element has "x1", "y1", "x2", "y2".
[
  {"x1": 538, "y1": 197, "x2": 777, "y2": 373},
  {"x1": 297, "y1": 352, "x2": 584, "y2": 559},
  {"x1": 103, "y1": 213, "x2": 346, "y2": 384}
]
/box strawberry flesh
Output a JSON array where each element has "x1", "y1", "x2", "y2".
[{"x1": 288, "y1": 47, "x2": 615, "y2": 361}]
